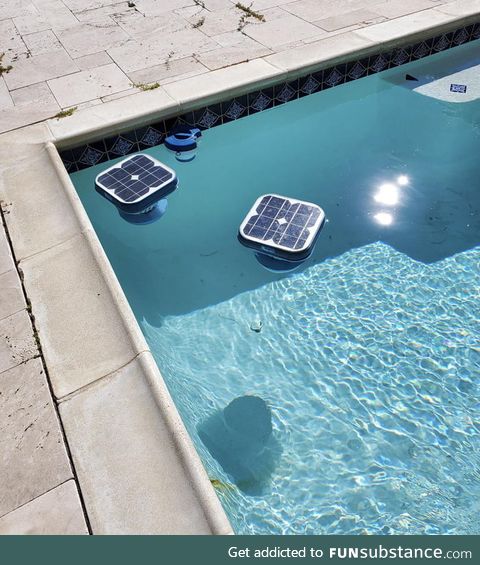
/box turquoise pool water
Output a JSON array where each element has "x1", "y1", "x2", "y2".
[{"x1": 71, "y1": 42, "x2": 480, "y2": 534}]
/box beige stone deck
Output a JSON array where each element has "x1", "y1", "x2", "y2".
[
  {"x1": 0, "y1": 0, "x2": 473, "y2": 134},
  {"x1": 0, "y1": 219, "x2": 88, "y2": 534},
  {"x1": 1, "y1": 0, "x2": 479, "y2": 535}
]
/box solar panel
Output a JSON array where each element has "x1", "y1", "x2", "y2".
[
  {"x1": 239, "y1": 194, "x2": 325, "y2": 256},
  {"x1": 95, "y1": 154, "x2": 177, "y2": 206}
]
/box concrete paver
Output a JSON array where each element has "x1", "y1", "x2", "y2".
[
  {"x1": 20, "y1": 231, "x2": 142, "y2": 399},
  {"x1": 0, "y1": 224, "x2": 14, "y2": 275},
  {"x1": 0, "y1": 78, "x2": 14, "y2": 110},
  {"x1": 0, "y1": 310, "x2": 37, "y2": 374},
  {"x1": 47, "y1": 63, "x2": 131, "y2": 107},
  {"x1": 0, "y1": 269, "x2": 24, "y2": 322},
  {"x1": 3, "y1": 50, "x2": 79, "y2": 91},
  {"x1": 59, "y1": 354, "x2": 214, "y2": 534},
  {"x1": 0, "y1": 480, "x2": 88, "y2": 534},
  {"x1": 315, "y1": 9, "x2": 386, "y2": 32},
  {"x1": 22, "y1": 30, "x2": 63, "y2": 56},
  {"x1": 0, "y1": 357, "x2": 72, "y2": 517},
  {"x1": 243, "y1": 12, "x2": 326, "y2": 48}
]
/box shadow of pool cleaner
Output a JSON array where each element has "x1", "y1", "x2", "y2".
[{"x1": 198, "y1": 395, "x2": 282, "y2": 495}]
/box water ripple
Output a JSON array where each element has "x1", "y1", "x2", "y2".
[{"x1": 143, "y1": 242, "x2": 480, "y2": 534}]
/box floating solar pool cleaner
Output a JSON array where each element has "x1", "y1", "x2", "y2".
[
  {"x1": 165, "y1": 125, "x2": 202, "y2": 162},
  {"x1": 95, "y1": 154, "x2": 178, "y2": 225},
  {"x1": 238, "y1": 194, "x2": 325, "y2": 272}
]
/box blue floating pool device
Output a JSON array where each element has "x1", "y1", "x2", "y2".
[
  {"x1": 238, "y1": 194, "x2": 325, "y2": 272},
  {"x1": 95, "y1": 153, "x2": 178, "y2": 225},
  {"x1": 165, "y1": 125, "x2": 201, "y2": 162}
]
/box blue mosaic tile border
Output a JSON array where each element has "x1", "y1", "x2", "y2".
[{"x1": 61, "y1": 23, "x2": 480, "y2": 173}]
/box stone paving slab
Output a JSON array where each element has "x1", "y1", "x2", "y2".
[
  {"x1": 13, "y1": 1, "x2": 78, "y2": 35},
  {"x1": 3, "y1": 50, "x2": 79, "y2": 91},
  {"x1": 314, "y1": 8, "x2": 386, "y2": 32},
  {"x1": 243, "y1": 11, "x2": 327, "y2": 47},
  {"x1": 113, "y1": 10, "x2": 190, "y2": 38},
  {"x1": 20, "y1": 231, "x2": 143, "y2": 399},
  {"x1": 108, "y1": 27, "x2": 220, "y2": 73},
  {"x1": 0, "y1": 223, "x2": 15, "y2": 275},
  {"x1": 74, "y1": 51, "x2": 113, "y2": 71},
  {"x1": 197, "y1": 36, "x2": 272, "y2": 71},
  {"x1": 0, "y1": 132, "x2": 81, "y2": 256},
  {"x1": 0, "y1": 27, "x2": 28, "y2": 68},
  {"x1": 437, "y1": 0, "x2": 480, "y2": 16},
  {"x1": 0, "y1": 1, "x2": 38, "y2": 21},
  {"x1": 0, "y1": 309, "x2": 37, "y2": 374},
  {"x1": 56, "y1": 21, "x2": 130, "y2": 59},
  {"x1": 22, "y1": 30, "x2": 63, "y2": 56},
  {"x1": 127, "y1": 54, "x2": 207, "y2": 85},
  {"x1": 0, "y1": 103, "x2": 60, "y2": 135},
  {"x1": 372, "y1": 0, "x2": 440, "y2": 19},
  {"x1": 0, "y1": 269, "x2": 24, "y2": 322},
  {"x1": 0, "y1": 357, "x2": 72, "y2": 517},
  {"x1": 0, "y1": 78, "x2": 13, "y2": 110},
  {"x1": 10, "y1": 82, "x2": 58, "y2": 108},
  {"x1": 0, "y1": 480, "x2": 88, "y2": 534},
  {"x1": 355, "y1": 8, "x2": 456, "y2": 42},
  {"x1": 47, "y1": 63, "x2": 131, "y2": 108}
]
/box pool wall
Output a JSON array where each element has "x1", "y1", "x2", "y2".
[{"x1": 1, "y1": 4, "x2": 479, "y2": 534}]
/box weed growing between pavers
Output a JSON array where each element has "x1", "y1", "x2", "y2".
[
  {"x1": 0, "y1": 53, "x2": 12, "y2": 76},
  {"x1": 53, "y1": 106, "x2": 78, "y2": 119},
  {"x1": 235, "y1": 2, "x2": 265, "y2": 31},
  {"x1": 131, "y1": 82, "x2": 160, "y2": 91}
]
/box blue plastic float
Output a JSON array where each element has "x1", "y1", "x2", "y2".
[{"x1": 165, "y1": 125, "x2": 202, "y2": 161}]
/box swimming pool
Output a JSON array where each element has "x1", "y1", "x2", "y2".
[{"x1": 70, "y1": 41, "x2": 480, "y2": 535}]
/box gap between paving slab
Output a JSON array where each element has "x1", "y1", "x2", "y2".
[{"x1": 1, "y1": 8, "x2": 479, "y2": 534}]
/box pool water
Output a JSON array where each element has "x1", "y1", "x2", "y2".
[{"x1": 71, "y1": 41, "x2": 480, "y2": 535}]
